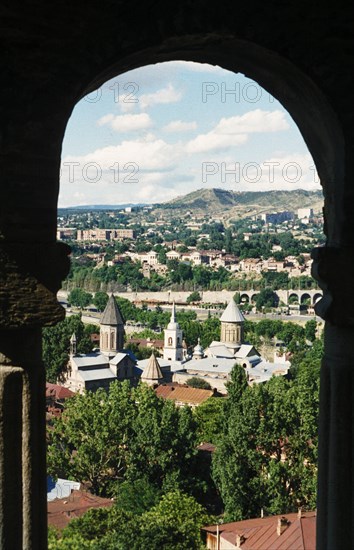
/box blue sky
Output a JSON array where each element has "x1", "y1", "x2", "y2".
[{"x1": 59, "y1": 61, "x2": 320, "y2": 207}]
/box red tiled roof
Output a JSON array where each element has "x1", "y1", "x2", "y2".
[
  {"x1": 128, "y1": 337, "x2": 164, "y2": 348},
  {"x1": 46, "y1": 383, "x2": 76, "y2": 400},
  {"x1": 203, "y1": 511, "x2": 316, "y2": 550},
  {"x1": 47, "y1": 490, "x2": 113, "y2": 530},
  {"x1": 155, "y1": 384, "x2": 214, "y2": 405}
]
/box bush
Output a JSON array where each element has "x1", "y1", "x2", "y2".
[
  {"x1": 186, "y1": 291, "x2": 202, "y2": 304},
  {"x1": 186, "y1": 377, "x2": 212, "y2": 390}
]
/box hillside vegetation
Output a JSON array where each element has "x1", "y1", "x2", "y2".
[{"x1": 154, "y1": 188, "x2": 323, "y2": 221}]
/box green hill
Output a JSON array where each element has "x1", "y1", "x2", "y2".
[{"x1": 154, "y1": 188, "x2": 323, "y2": 220}]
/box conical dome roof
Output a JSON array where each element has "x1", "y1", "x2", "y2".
[
  {"x1": 193, "y1": 337, "x2": 204, "y2": 357},
  {"x1": 167, "y1": 301, "x2": 180, "y2": 329},
  {"x1": 220, "y1": 299, "x2": 245, "y2": 323},
  {"x1": 100, "y1": 294, "x2": 124, "y2": 325},
  {"x1": 141, "y1": 352, "x2": 164, "y2": 382}
]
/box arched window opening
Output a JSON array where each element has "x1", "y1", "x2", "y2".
[{"x1": 54, "y1": 57, "x2": 334, "y2": 539}]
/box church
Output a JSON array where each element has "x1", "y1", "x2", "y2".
[
  {"x1": 136, "y1": 302, "x2": 188, "y2": 384},
  {"x1": 62, "y1": 295, "x2": 290, "y2": 394},
  {"x1": 172, "y1": 298, "x2": 290, "y2": 394},
  {"x1": 62, "y1": 295, "x2": 136, "y2": 393}
]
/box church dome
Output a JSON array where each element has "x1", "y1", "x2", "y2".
[
  {"x1": 193, "y1": 338, "x2": 204, "y2": 358},
  {"x1": 220, "y1": 298, "x2": 245, "y2": 323}
]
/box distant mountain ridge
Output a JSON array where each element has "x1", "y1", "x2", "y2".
[
  {"x1": 59, "y1": 188, "x2": 324, "y2": 220},
  {"x1": 154, "y1": 188, "x2": 323, "y2": 220},
  {"x1": 58, "y1": 203, "x2": 148, "y2": 211}
]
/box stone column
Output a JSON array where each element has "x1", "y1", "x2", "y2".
[
  {"x1": 312, "y1": 247, "x2": 354, "y2": 549},
  {"x1": 0, "y1": 329, "x2": 46, "y2": 549},
  {"x1": 0, "y1": 241, "x2": 70, "y2": 549}
]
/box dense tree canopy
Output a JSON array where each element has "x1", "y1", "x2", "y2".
[
  {"x1": 47, "y1": 381, "x2": 200, "y2": 497},
  {"x1": 92, "y1": 291, "x2": 109, "y2": 312},
  {"x1": 68, "y1": 288, "x2": 93, "y2": 308},
  {"x1": 49, "y1": 490, "x2": 210, "y2": 550},
  {"x1": 255, "y1": 288, "x2": 279, "y2": 310},
  {"x1": 212, "y1": 362, "x2": 319, "y2": 521}
]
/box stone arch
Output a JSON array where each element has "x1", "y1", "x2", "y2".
[
  {"x1": 0, "y1": 12, "x2": 349, "y2": 549},
  {"x1": 288, "y1": 293, "x2": 299, "y2": 304},
  {"x1": 240, "y1": 293, "x2": 250, "y2": 303},
  {"x1": 313, "y1": 292, "x2": 323, "y2": 305},
  {"x1": 301, "y1": 292, "x2": 312, "y2": 305},
  {"x1": 251, "y1": 293, "x2": 258, "y2": 303}
]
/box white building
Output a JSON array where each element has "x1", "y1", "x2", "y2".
[
  {"x1": 163, "y1": 302, "x2": 184, "y2": 361},
  {"x1": 172, "y1": 298, "x2": 290, "y2": 394}
]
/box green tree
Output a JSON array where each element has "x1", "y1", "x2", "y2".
[
  {"x1": 93, "y1": 291, "x2": 109, "y2": 312},
  {"x1": 186, "y1": 291, "x2": 202, "y2": 304},
  {"x1": 47, "y1": 381, "x2": 136, "y2": 495},
  {"x1": 193, "y1": 397, "x2": 225, "y2": 445},
  {"x1": 225, "y1": 363, "x2": 248, "y2": 411},
  {"x1": 131, "y1": 490, "x2": 209, "y2": 550},
  {"x1": 305, "y1": 319, "x2": 317, "y2": 342},
  {"x1": 53, "y1": 491, "x2": 209, "y2": 550},
  {"x1": 126, "y1": 387, "x2": 198, "y2": 493},
  {"x1": 68, "y1": 288, "x2": 93, "y2": 308},
  {"x1": 255, "y1": 288, "x2": 279, "y2": 310},
  {"x1": 47, "y1": 381, "x2": 200, "y2": 498},
  {"x1": 212, "y1": 367, "x2": 319, "y2": 521}
]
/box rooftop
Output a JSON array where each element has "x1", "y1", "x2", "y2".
[
  {"x1": 203, "y1": 511, "x2": 316, "y2": 549},
  {"x1": 220, "y1": 299, "x2": 245, "y2": 323},
  {"x1": 155, "y1": 384, "x2": 214, "y2": 405},
  {"x1": 100, "y1": 294, "x2": 124, "y2": 325},
  {"x1": 47, "y1": 490, "x2": 114, "y2": 530},
  {"x1": 46, "y1": 383, "x2": 76, "y2": 400},
  {"x1": 141, "y1": 353, "x2": 164, "y2": 382}
]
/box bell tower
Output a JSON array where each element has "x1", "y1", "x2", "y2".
[
  {"x1": 163, "y1": 302, "x2": 183, "y2": 361},
  {"x1": 99, "y1": 294, "x2": 125, "y2": 358},
  {"x1": 220, "y1": 298, "x2": 245, "y2": 352}
]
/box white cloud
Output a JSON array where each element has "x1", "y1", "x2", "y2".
[
  {"x1": 61, "y1": 137, "x2": 182, "y2": 178},
  {"x1": 97, "y1": 114, "x2": 115, "y2": 126},
  {"x1": 167, "y1": 61, "x2": 227, "y2": 74},
  {"x1": 186, "y1": 132, "x2": 248, "y2": 153},
  {"x1": 139, "y1": 84, "x2": 183, "y2": 109},
  {"x1": 214, "y1": 109, "x2": 289, "y2": 135},
  {"x1": 97, "y1": 113, "x2": 153, "y2": 132},
  {"x1": 162, "y1": 120, "x2": 197, "y2": 133},
  {"x1": 184, "y1": 109, "x2": 288, "y2": 154},
  {"x1": 220, "y1": 153, "x2": 321, "y2": 191}
]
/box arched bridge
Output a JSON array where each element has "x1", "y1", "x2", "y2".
[{"x1": 238, "y1": 289, "x2": 323, "y2": 306}]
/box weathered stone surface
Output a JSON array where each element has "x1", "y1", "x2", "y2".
[
  {"x1": 0, "y1": 242, "x2": 70, "y2": 328},
  {"x1": 0, "y1": 329, "x2": 47, "y2": 550},
  {"x1": 312, "y1": 247, "x2": 354, "y2": 327}
]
